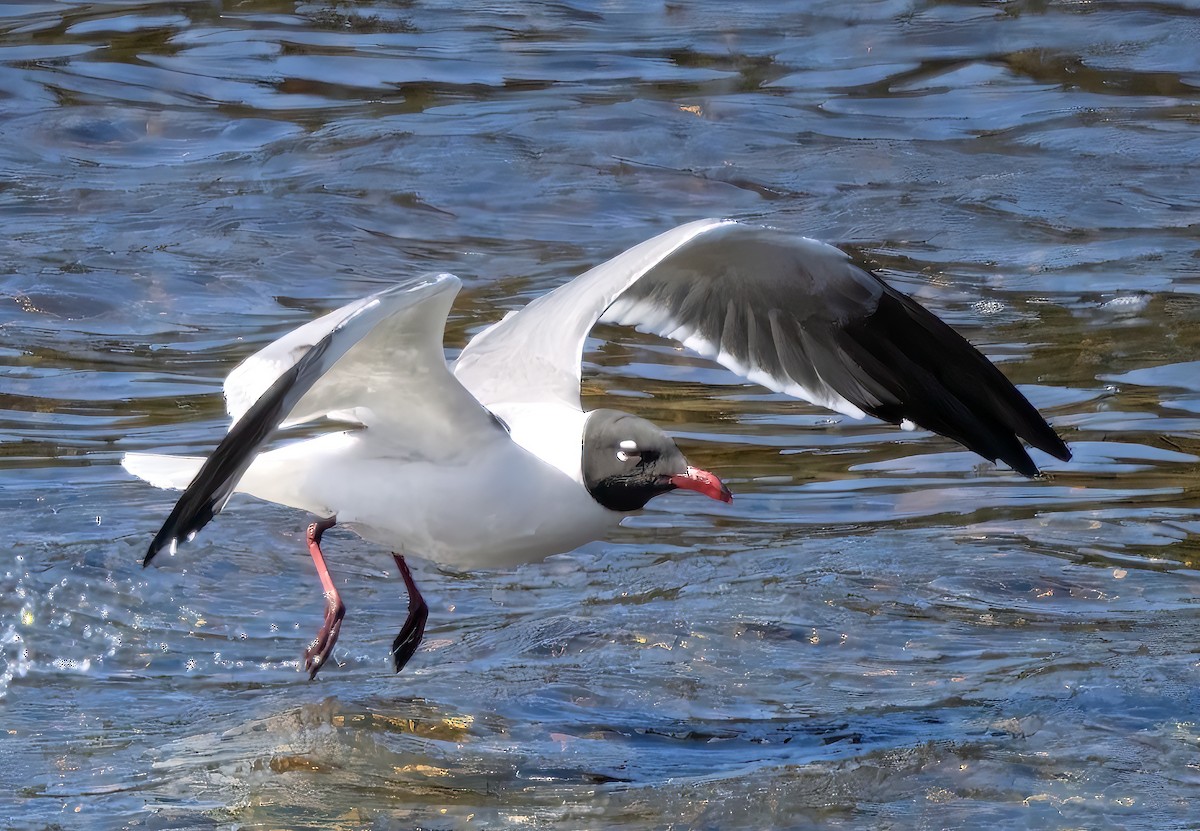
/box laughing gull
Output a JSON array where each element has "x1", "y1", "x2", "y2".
[{"x1": 123, "y1": 219, "x2": 1071, "y2": 678}]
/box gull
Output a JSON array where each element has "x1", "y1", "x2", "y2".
[{"x1": 123, "y1": 219, "x2": 1071, "y2": 678}]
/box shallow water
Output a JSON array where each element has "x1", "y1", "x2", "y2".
[{"x1": 3, "y1": 1, "x2": 1200, "y2": 828}]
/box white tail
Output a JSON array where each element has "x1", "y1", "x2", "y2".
[{"x1": 122, "y1": 453, "x2": 204, "y2": 491}]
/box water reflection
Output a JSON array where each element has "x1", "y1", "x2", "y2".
[{"x1": 3, "y1": 0, "x2": 1200, "y2": 828}]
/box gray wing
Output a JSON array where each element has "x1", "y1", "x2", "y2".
[
  {"x1": 146, "y1": 274, "x2": 506, "y2": 563},
  {"x1": 455, "y1": 220, "x2": 1071, "y2": 476},
  {"x1": 454, "y1": 219, "x2": 731, "y2": 408}
]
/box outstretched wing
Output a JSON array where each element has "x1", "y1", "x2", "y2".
[
  {"x1": 454, "y1": 219, "x2": 731, "y2": 408},
  {"x1": 223, "y1": 292, "x2": 378, "y2": 428},
  {"x1": 454, "y1": 220, "x2": 1070, "y2": 476},
  {"x1": 145, "y1": 274, "x2": 505, "y2": 564}
]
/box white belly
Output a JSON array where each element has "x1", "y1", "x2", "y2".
[{"x1": 236, "y1": 431, "x2": 620, "y2": 569}]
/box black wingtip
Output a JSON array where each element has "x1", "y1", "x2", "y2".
[
  {"x1": 997, "y1": 432, "x2": 1075, "y2": 478},
  {"x1": 1042, "y1": 433, "x2": 1073, "y2": 463},
  {"x1": 143, "y1": 539, "x2": 166, "y2": 567},
  {"x1": 137, "y1": 336, "x2": 315, "y2": 570},
  {"x1": 1007, "y1": 434, "x2": 1071, "y2": 478},
  {"x1": 1003, "y1": 447, "x2": 1041, "y2": 479},
  {"x1": 842, "y1": 287, "x2": 1073, "y2": 480},
  {"x1": 143, "y1": 492, "x2": 215, "y2": 569},
  {"x1": 144, "y1": 531, "x2": 170, "y2": 567},
  {"x1": 995, "y1": 406, "x2": 1071, "y2": 475}
]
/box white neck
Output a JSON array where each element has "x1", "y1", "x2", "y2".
[{"x1": 487, "y1": 401, "x2": 589, "y2": 485}]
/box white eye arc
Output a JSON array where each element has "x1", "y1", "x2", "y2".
[
  {"x1": 616, "y1": 450, "x2": 630, "y2": 462},
  {"x1": 619, "y1": 440, "x2": 638, "y2": 451}
]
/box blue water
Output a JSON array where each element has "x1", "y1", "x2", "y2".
[{"x1": 2, "y1": 2, "x2": 1200, "y2": 828}]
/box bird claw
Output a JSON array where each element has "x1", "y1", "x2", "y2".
[{"x1": 390, "y1": 601, "x2": 428, "y2": 673}]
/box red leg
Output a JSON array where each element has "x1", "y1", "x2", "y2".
[
  {"x1": 303, "y1": 516, "x2": 343, "y2": 679},
  {"x1": 390, "y1": 554, "x2": 428, "y2": 673}
]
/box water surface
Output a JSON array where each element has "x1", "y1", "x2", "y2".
[{"x1": 2, "y1": 1, "x2": 1200, "y2": 828}]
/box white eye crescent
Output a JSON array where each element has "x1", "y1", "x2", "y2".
[
  {"x1": 619, "y1": 440, "x2": 638, "y2": 451},
  {"x1": 616, "y1": 450, "x2": 630, "y2": 462}
]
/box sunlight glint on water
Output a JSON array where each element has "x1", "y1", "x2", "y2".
[{"x1": 1, "y1": 1, "x2": 1199, "y2": 828}]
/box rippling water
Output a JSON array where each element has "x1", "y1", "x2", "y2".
[{"x1": 3, "y1": 1, "x2": 1200, "y2": 828}]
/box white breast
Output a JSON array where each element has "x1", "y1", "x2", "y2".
[{"x1": 234, "y1": 419, "x2": 618, "y2": 570}]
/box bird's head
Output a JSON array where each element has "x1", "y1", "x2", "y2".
[{"x1": 581, "y1": 409, "x2": 732, "y2": 513}]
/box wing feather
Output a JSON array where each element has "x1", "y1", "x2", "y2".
[
  {"x1": 145, "y1": 275, "x2": 503, "y2": 564},
  {"x1": 455, "y1": 220, "x2": 1070, "y2": 476},
  {"x1": 454, "y1": 219, "x2": 732, "y2": 407}
]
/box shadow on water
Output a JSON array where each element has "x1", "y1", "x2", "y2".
[{"x1": 3, "y1": 0, "x2": 1200, "y2": 828}]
